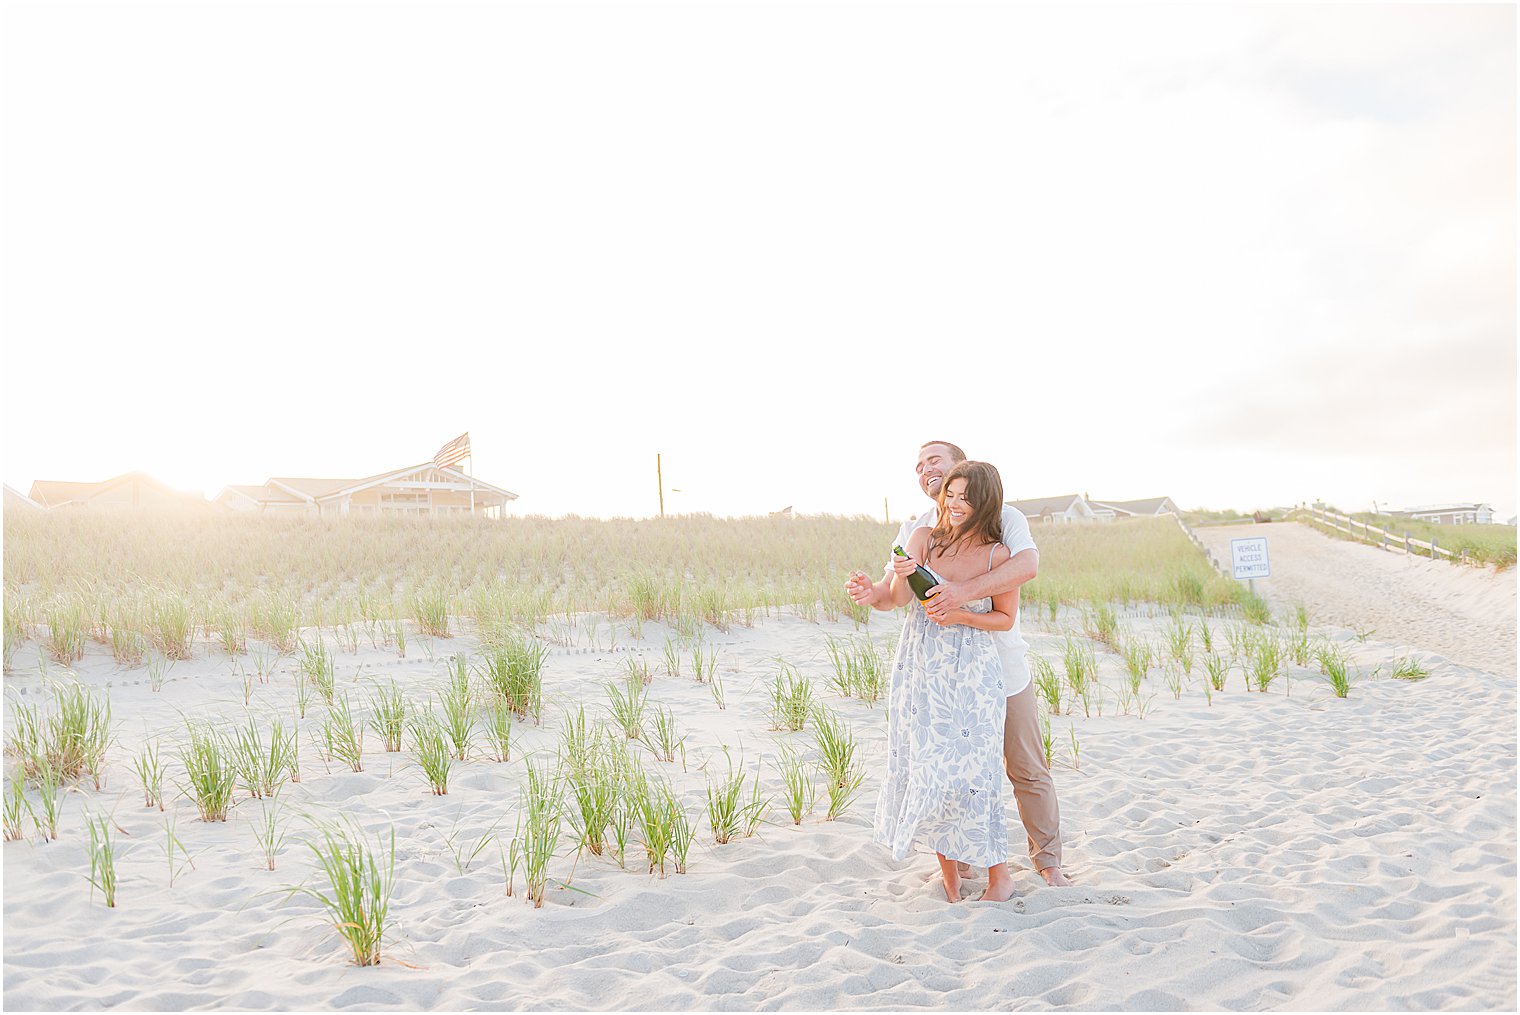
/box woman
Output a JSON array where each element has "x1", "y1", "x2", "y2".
[{"x1": 870, "y1": 460, "x2": 1018, "y2": 903}]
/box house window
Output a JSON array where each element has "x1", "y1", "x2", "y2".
[{"x1": 379, "y1": 491, "x2": 429, "y2": 513}]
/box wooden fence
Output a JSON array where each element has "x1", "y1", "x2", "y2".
[
  {"x1": 1290, "y1": 506, "x2": 1477, "y2": 565},
  {"x1": 1174, "y1": 515, "x2": 1232, "y2": 578}
]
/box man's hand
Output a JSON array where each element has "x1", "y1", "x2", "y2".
[
  {"x1": 845, "y1": 571, "x2": 879, "y2": 607},
  {"x1": 923, "y1": 580, "x2": 971, "y2": 621},
  {"x1": 928, "y1": 605, "x2": 966, "y2": 627}
]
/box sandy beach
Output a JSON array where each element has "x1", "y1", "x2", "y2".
[
  {"x1": 1194, "y1": 521, "x2": 1517, "y2": 677},
  {"x1": 3, "y1": 526, "x2": 1515, "y2": 1011}
]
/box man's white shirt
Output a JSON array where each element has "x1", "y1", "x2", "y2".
[{"x1": 887, "y1": 505, "x2": 1036, "y2": 697}]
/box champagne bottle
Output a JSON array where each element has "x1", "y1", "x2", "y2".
[{"x1": 893, "y1": 545, "x2": 941, "y2": 603}]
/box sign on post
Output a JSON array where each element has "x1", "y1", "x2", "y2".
[{"x1": 1230, "y1": 537, "x2": 1270, "y2": 580}]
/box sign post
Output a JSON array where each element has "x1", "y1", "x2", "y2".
[{"x1": 1230, "y1": 536, "x2": 1271, "y2": 595}]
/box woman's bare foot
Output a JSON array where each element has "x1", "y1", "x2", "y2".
[
  {"x1": 1039, "y1": 865, "x2": 1074, "y2": 887},
  {"x1": 936, "y1": 854, "x2": 963, "y2": 902},
  {"x1": 978, "y1": 863, "x2": 1016, "y2": 902}
]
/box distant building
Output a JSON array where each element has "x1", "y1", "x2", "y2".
[
  {"x1": 1007, "y1": 494, "x2": 1098, "y2": 524},
  {"x1": 1089, "y1": 496, "x2": 1179, "y2": 519},
  {"x1": 27, "y1": 472, "x2": 209, "y2": 511},
  {"x1": 1393, "y1": 503, "x2": 1495, "y2": 525},
  {"x1": 215, "y1": 462, "x2": 517, "y2": 518},
  {"x1": 1007, "y1": 493, "x2": 1178, "y2": 524},
  {"x1": 3, "y1": 484, "x2": 45, "y2": 513}
]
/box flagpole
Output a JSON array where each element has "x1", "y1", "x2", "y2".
[{"x1": 469, "y1": 455, "x2": 476, "y2": 516}]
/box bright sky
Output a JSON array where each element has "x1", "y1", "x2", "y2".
[{"x1": 3, "y1": 2, "x2": 1515, "y2": 522}]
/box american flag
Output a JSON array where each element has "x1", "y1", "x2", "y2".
[{"x1": 433, "y1": 432, "x2": 471, "y2": 470}]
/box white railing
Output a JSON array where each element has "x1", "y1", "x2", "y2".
[{"x1": 1289, "y1": 506, "x2": 1475, "y2": 565}]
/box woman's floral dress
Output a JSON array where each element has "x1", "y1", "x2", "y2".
[{"x1": 872, "y1": 592, "x2": 1007, "y2": 868}]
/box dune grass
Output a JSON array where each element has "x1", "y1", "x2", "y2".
[
  {"x1": 605, "y1": 673, "x2": 649, "y2": 741},
  {"x1": 1031, "y1": 653, "x2": 1062, "y2": 715},
  {"x1": 775, "y1": 747, "x2": 817, "y2": 826},
  {"x1": 768, "y1": 664, "x2": 814, "y2": 732},
  {"x1": 437, "y1": 656, "x2": 476, "y2": 761},
  {"x1": 1316, "y1": 644, "x2": 1355, "y2": 698},
  {"x1": 32, "y1": 762, "x2": 64, "y2": 839},
  {"x1": 517, "y1": 761, "x2": 565, "y2": 904},
  {"x1": 368, "y1": 681, "x2": 409, "y2": 752},
  {"x1": 646, "y1": 705, "x2": 686, "y2": 765},
  {"x1": 317, "y1": 694, "x2": 366, "y2": 773},
  {"x1": 1024, "y1": 517, "x2": 1241, "y2": 609},
  {"x1": 297, "y1": 819, "x2": 395, "y2": 965},
  {"x1": 181, "y1": 723, "x2": 237, "y2": 821},
  {"x1": 4, "y1": 766, "x2": 28, "y2": 840},
  {"x1": 705, "y1": 754, "x2": 768, "y2": 847},
  {"x1": 408, "y1": 707, "x2": 453, "y2": 795},
  {"x1": 7, "y1": 685, "x2": 113, "y2": 787},
  {"x1": 1392, "y1": 656, "x2": 1431, "y2": 681},
  {"x1": 3, "y1": 512, "x2": 1272, "y2": 686},
  {"x1": 2, "y1": 513, "x2": 893, "y2": 671},
  {"x1": 813, "y1": 707, "x2": 865, "y2": 820},
  {"x1": 479, "y1": 636, "x2": 547, "y2": 724},
  {"x1": 252, "y1": 801, "x2": 290, "y2": 871},
  {"x1": 298, "y1": 637, "x2": 336, "y2": 706},
  {"x1": 86, "y1": 814, "x2": 119, "y2": 907},
  {"x1": 566, "y1": 738, "x2": 624, "y2": 859},
  {"x1": 231, "y1": 717, "x2": 296, "y2": 799},
  {"x1": 480, "y1": 695, "x2": 514, "y2": 763},
  {"x1": 824, "y1": 634, "x2": 891, "y2": 706}
]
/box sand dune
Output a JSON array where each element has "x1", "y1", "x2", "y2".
[
  {"x1": 4, "y1": 552, "x2": 1515, "y2": 1010},
  {"x1": 1194, "y1": 520, "x2": 1516, "y2": 676}
]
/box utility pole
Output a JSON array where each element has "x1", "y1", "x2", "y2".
[{"x1": 657, "y1": 453, "x2": 665, "y2": 518}]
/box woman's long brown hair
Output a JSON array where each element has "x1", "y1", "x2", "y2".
[{"x1": 928, "y1": 460, "x2": 1005, "y2": 560}]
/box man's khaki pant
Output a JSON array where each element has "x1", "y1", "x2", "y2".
[{"x1": 1004, "y1": 683, "x2": 1062, "y2": 871}]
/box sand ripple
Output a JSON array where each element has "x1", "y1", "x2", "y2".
[{"x1": 4, "y1": 591, "x2": 1515, "y2": 1010}]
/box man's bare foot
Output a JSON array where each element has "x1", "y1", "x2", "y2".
[{"x1": 1039, "y1": 865, "x2": 1074, "y2": 887}]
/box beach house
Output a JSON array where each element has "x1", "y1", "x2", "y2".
[
  {"x1": 1089, "y1": 496, "x2": 1180, "y2": 519},
  {"x1": 215, "y1": 462, "x2": 517, "y2": 518},
  {"x1": 1007, "y1": 494, "x2": 1098, "y2": 524},
  {"x1": 1008, "y1": 494, "x2": 1178, "y2": 524},
  {"x1": 26, "y1": 472, "x2": 210, "y2": 511},
  {"x1": 1393, "y1": 503, "x2": 1496, "y2": 525},
  {"x1": 3, "y1": 484, "x2": 44, "y2": 513}
]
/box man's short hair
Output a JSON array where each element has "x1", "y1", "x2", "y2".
[{"x1": 919, "y1": 440, "x2": 967, "y2": 464}]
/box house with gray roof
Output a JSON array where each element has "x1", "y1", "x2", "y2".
[
  {"x1": 1007, "y1": 494, "x2": 1097, "y2": 524},
  {"x1": 1392, "y1": 503, "x2": 1495, "y2": 525},
  {"x1": 1089, "y1": 496, "x2": 1180, "y2": 519}
]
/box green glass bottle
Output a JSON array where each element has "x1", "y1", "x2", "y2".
[{"x1": 893, "y1": 545, "x2": 941, "y2": 603}]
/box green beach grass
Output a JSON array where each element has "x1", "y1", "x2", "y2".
[
  {"x1": 4, "y1": 512, "x2": 1260, "y2": 672},
  {"x1": 1345, "y1": 513, "x2": 1516, "y2": 569}
]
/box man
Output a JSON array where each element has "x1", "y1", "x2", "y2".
[{"x1": 846, "y1": 439, "x2": 1071, "y2": 888}]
